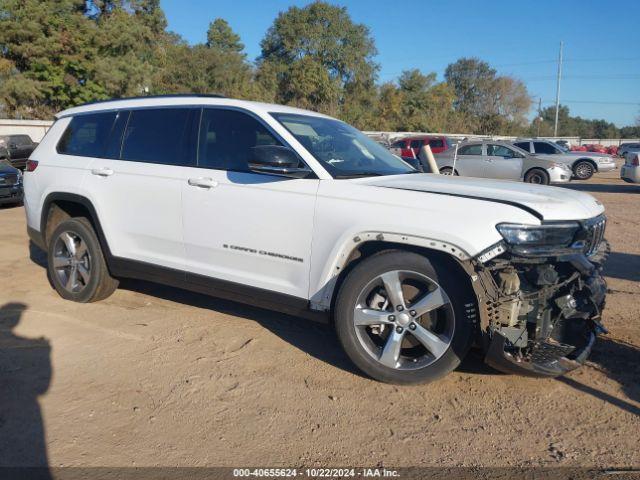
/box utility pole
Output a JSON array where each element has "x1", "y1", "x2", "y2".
[
  {"x1": 536, "y1": 97, "x2": 542, "y2": 137},
  {"x1": 553, "y1": 41, "x2": 563, "y2": 137}
]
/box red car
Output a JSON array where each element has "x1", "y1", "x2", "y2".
[{"x1": 390, "y1": 136, "x2": 453, "y2": 157}]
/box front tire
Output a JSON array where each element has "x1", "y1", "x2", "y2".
[
  {"x1": 573, "y1": 160, "x2": 595, "y2": 180},
  {"x1": 524, "y1": 168, "x2": 550, "y2": 185},
  {"x1": 47, "y1": 217, "x2": 118, "y2": 303},
  {"x1": 334, "y1": 251, "x2": 476, "y2": 384}
]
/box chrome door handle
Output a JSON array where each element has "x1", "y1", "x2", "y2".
[
  {"x1": 188, "y1": 177, "x2": 218, "y2": 189},
  {"x1": 91, "y1": 167, "x2": 114, "y2": 177}
]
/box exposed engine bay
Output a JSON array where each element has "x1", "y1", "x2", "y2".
[{"x1": 474, "y1": 239, "x2": 609, "y2": 377}]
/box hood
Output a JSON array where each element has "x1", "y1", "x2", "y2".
[{"x1": 354, "y1": 174, "x2": 605, "y2": 222}]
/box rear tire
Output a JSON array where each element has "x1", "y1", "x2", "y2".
[
  {"x1": 573, "y1": 160, "x2": 595, "y2": 180},
  {"x1": 47, "y1": 217, "x2": 118, "y2": 303},
  {"x1": 334, "y1": 250, "x2": 477, "y2": 384},
  {"x1": 524, "y1": 168, "x2": 550, "y2": 185}
]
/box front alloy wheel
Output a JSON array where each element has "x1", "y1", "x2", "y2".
[
  {"x1": 52, "y1": 231, "x2": 92, "y2": 293},
  {"x1": 353, "y1": 270, "x2": 454, "y2": 370},
  {"x1": 573, "y1": 161, "x2": 595, "y2": 180},
  {"x1": 334, "y1": 251, "x2": 476, "y2": 384}
]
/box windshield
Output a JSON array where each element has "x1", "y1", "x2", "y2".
[{"x1": 270, "y1": 113, "x2": 415, "y2": 178}]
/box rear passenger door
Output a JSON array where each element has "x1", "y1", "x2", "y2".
[
  {"x1": 83, "y1": 107, "x2": 198, "y2": 271},
  {"x1": 180, "y1": 108, "x2": 319, "y2": 300},
  {"x1": 454, "y1": 143, "x2": 485, "y2": 177}
]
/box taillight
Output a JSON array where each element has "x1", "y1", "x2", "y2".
[
  {"x1": 632, "y1": 156, "x2": 640, "y2": 167},
  {"x1": 25, "y1": 159, "x2": 38, "y2": 172}
]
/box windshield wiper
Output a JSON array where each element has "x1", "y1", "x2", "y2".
[{"x1": 334, "y1": 172, "x2": 386, "y2": 179}]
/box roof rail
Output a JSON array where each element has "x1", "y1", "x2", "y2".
[{"x1": 75, "y1": 93, "x2": 226, "y2": 108}]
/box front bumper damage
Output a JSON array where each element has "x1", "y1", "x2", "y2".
[{"x1": 473, "y1": 240, "x2": 609, "y2": 377}]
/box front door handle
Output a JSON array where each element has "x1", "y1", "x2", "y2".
[
  {"x1": 188, "y1": 177, "x2": 218, "y2": 189},
  {"x1": 91, "y1": 167, "x2": 114, "y2": 177}
]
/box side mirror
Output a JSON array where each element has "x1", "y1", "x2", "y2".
[{"x1": 249, "y1": 145, "x2": 312, "y2": 179}]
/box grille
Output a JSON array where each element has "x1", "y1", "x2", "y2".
[
  {"x1": 0, "y1": 173, "x2": 18, "y2": 186},
  {"x1": 583, "y1": 215, "x2": 606, "y2": 257}
]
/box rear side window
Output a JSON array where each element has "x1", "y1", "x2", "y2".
[
  {"x1": 533, "y1": 142, "x2": 559, "y2": 154},
  {"x1": 458, "y1": 144, "x2": 483, "y2": 156},
  {"x1": 58, "y1": 112, "x2": 117, "y2": 157},
  {"x1": 121, "y1": 108, "x2": 198, "y2": 166},
  {"x1": 409, "y1": 139, "x2": 422, "y2": 149},
  {"x1": 513, "y1": 141, "x2": 530, "y2": 152},
  {"x1": 12, "y1": 135, "x2": 33, "y2": 146},
  {"x1": 198, "y1": 109, "x2": 281, "y2": 172},
  {"x1": 429, "y1": 138, "x2": 444, "y2": 148}
]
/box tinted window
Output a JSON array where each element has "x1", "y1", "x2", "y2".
[
  {"x1": 58, "y1": 112, "x2": 117, "y2": 157},
  {"x1": 429, "y1": 138, "x2": 444, "y2": 148},
  {"x1": 391, "y1": 140, "x2": 406, "y2": 148},
  {"x1": 12, "y1": 135, "x2": 33, "y2": 146},
  {"x1": 458, "y1": 144, "x2": 483, "y2": 156},
  {"x1": 513, "y1": 142, "x2": 530, "y2": 152},
  {"x1": 198, "y1": 109, "x2": 281, "y2": 172},
  {"x1": 121, "y1": 108, "x2": 197, "y2": 166},
  {"x1": 103, "y1": 110, "x2": 129, "y2": 160},
  {"x1": 409, "y1": 139, "x2": 422, "y2": 149},
  {"x1": 533, "y1": 142, "x2": 559, "y2": 154},
  {"x1": 487, "y1": 144, "x2": 517, "y2": 158}
]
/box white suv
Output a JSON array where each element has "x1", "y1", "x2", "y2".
[{"x1": 24, "y1": 95, "x2": 609, "y2": 384}]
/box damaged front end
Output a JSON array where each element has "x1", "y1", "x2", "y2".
[{"x1": 473, "y1": 214, "x2": 608, "y2": 377}]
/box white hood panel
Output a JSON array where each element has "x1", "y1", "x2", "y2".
[{"x1": 356, "y1": 174, "x2": 605, "y2": 221}]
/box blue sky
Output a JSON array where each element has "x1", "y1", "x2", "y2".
[{"x1": 161, "y1": 0, "x2": 640, "y2": 127}]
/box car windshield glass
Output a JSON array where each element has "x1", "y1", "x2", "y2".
[{"x1": 270, "y1": 113, "x2": 415, "y2": 178}]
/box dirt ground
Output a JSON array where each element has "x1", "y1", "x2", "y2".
[{"x1": 0, "y1": 168, "x2": 639, "y2": 469}]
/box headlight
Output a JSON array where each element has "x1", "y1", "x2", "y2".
[{"x1": 496, "y1": 222, "x2": 580, "y2": 255}]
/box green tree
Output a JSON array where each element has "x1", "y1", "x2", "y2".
[
  {"x1": 206, "y1": 18, "x2": 244, "y2": 54},
  {"x1": 258, "y1": 1, "x2": 378, "y2": 120}
]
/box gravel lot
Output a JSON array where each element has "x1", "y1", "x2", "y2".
[{"x1": 1, "y1": 168, "x2": 638, "y2": 469}]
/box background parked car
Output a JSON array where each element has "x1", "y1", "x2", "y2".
[
  {"x1": 390, "y1": 135, "x2": 453, "y2": 157},
  {"x1": 513, "y1": 138, "x2": 616, "y2": 180},
  {"x1": 0, "y1": 134, "x2": 39, "y2": 170},
  {"x1": 620, "y1": 153, "x2": 640, "y2": 183},
  {"x1": 433, "y1": 140, "x2": 572, "y2": 184},
  {"x1": 618, "y1": 142, "x2": 640, "y2": 159},
  {"x1": 0, "y1": 159, "x2": 23, "y2": 206}
]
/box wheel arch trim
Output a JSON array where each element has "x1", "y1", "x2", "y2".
[{"x1": 310, "y1": 231, "x2": 472, "y2": 312}]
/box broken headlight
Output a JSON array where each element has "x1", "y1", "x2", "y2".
[{"x1": 496, "y1": 222, "x2": 580, "y2": 256}]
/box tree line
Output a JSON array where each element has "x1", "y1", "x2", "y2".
[{"x1": 1, "y1": 0, "x2": 638, "y2": 138}]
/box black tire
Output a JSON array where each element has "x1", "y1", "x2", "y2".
[
  {"x1": 440, "y1": 167, "x2": 458, "y2": 176},
  {"x1": 524, "y1": 168, "x2": 550, "y2": 185},
  {"x1": 334, "y1": 250, "x2": 477, "y2": 384},
  {"x1": 573, "y1": 160, "x2": 595, "y2": 180},
  {"x1": 47, "y1": 217, "x2": 118, "y2": 303}
]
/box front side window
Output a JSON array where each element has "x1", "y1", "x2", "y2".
[
  {"x1": 271, "y1": 113, "x2": 415, "y2": 178},
  {"x1": 409, "y1": 139, "x2": 423, "y2": 149},
  {"x1": 391, "y1": 140, "x2": 406, "y2": 148},
  {"x1": 534, "y1": 142, "x2": 560, "y2": 154},
  {"x1": 458, "y1": 144, "x2": 483, "y2": 156},
  {"x1": 58, "y1": 112, "x2": 117, "y2": 157},
  {"x1": 198, "y1": 109, "x2": 281, "y2": 172},
  {"x1": 121, "y1": 108, "x2": 197, "y2": 166},
  {"x1": 487, "y1": 144, "x2": 517, "y2": 158},
  {"x1": 429, "y1": 138, "x2": 444, "y2": 148}
]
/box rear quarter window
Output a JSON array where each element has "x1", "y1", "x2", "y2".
[{"x1": 57, "y1": 112, "x2": 117, "y2": 157}]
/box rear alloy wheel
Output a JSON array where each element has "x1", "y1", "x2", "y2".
[
  {"x1": 334, "y1": 251, "x2": 476, "y2": 384},
  {"x1": 573, "y1": 161, "x2": 595, "y2": 180},
  {"x1": 47, "y1": 217, "x2": 118, "y2": 303},
  {"x1": 524, "y1": 168, "x2": 550, "y2": 185}
]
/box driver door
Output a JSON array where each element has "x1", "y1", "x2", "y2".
[
  {"x1": 484, "y1": 143, "x2": 524, "y2": 180},
  {"x1": 181, "y1": 107, "x2": 319, "y2": 300}
]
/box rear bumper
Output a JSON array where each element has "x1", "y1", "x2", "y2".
[{"x1": 620, "y1": 165, "x2": 640, "y2": 183}]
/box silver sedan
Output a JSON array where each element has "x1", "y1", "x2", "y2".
[{"x1": 432, "y1": 140, "x2": 572, "y2": 185}]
